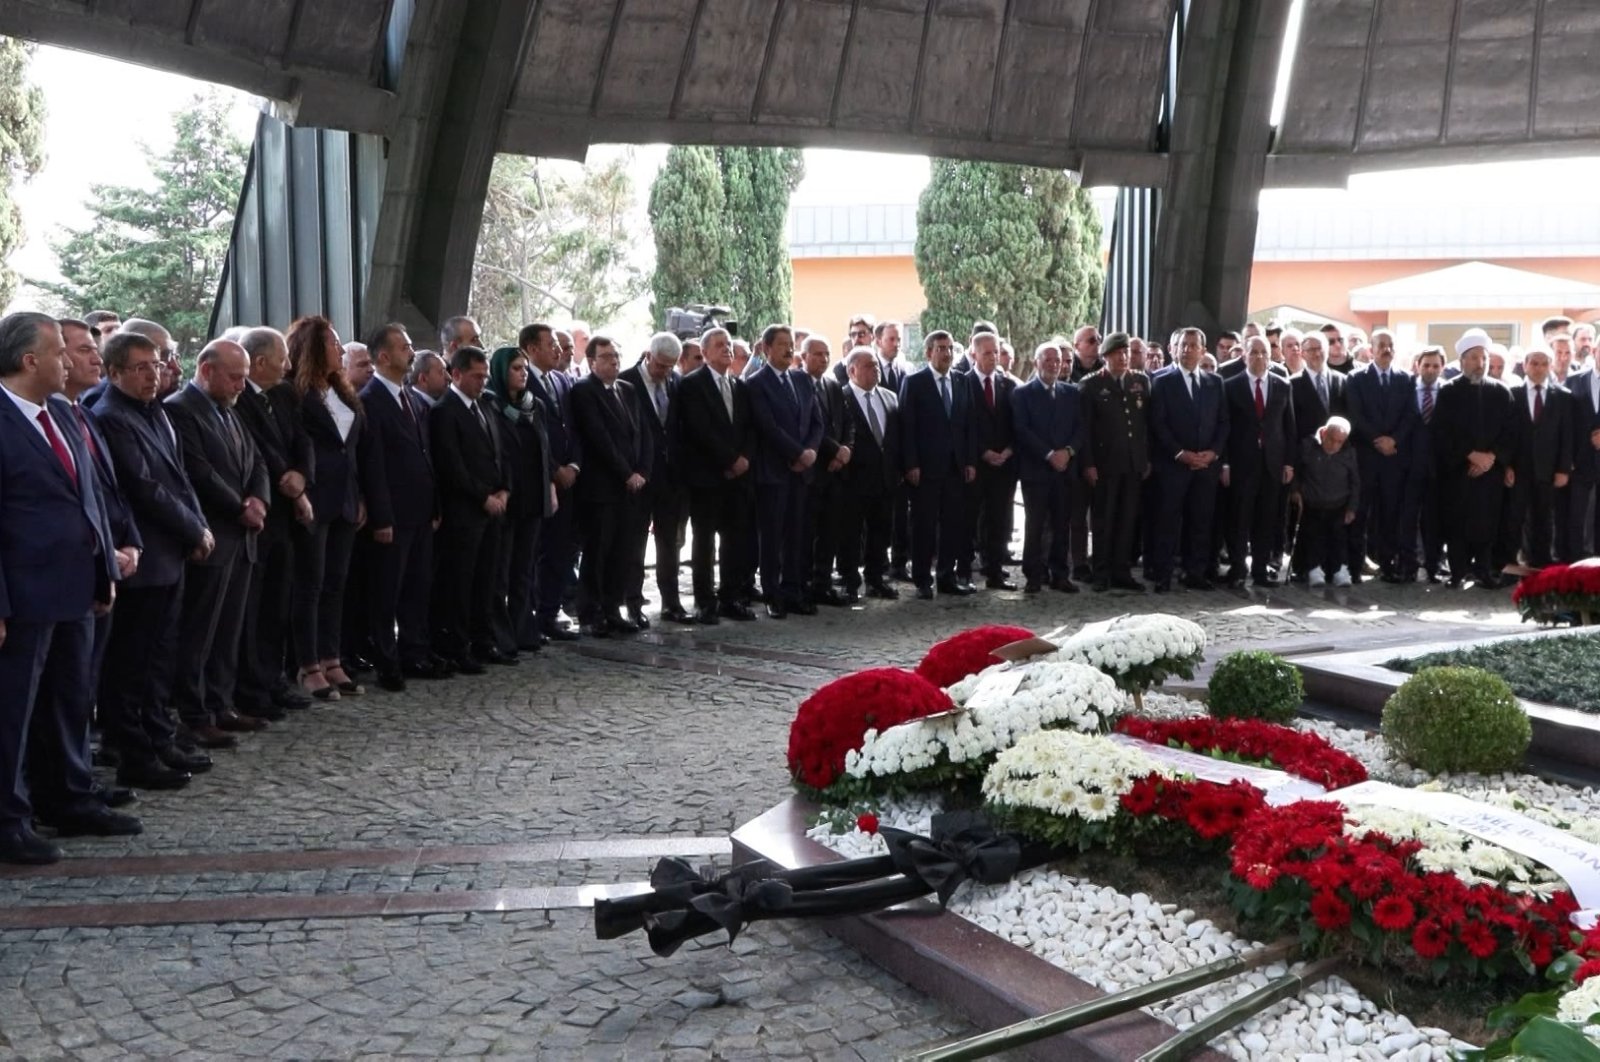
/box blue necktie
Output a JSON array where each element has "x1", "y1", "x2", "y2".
[{"x1": 938, "y1": 375, "x2": 951, "y2": 414}]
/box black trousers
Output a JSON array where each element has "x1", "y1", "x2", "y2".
[
  {"x1": 1356, "y1": 453, "x2": 1409, "y2": 574},
  {"x1": 1297, "y1": 505, "x2": 1348, "y2": 577},
  {"x1": 1091, "y1": 470, "x2": 1141, "y2": 580},
  {"x1": 499, "y1": 512, "x2": 542, "y2": 649},
  {"x1": 0, "y1": 616, "x2": 72, "y2": 828},
  {"x1": 966, "y1": 464, "x2": 1016, "y2": 579},
  {"x1": 22, "y1": 613, "x2": 98, "y2": 819},
  {"x1": 1151, "y1": 464, "x2": 1220, "y2": 582},
  {"x1": 98, "y1": 582, "x2": 181, "y2": 759},
  {"x1": 1444, "y1": 472, "x2": 1505, "y2": 578},
  {"x1": 1505, "y1": 475, "x2": 1558, "y2": 568},
  {"x1": 368, "y1": 520, "x2": 436, "y2": 671},
  {"x1": 837, "y1": 489, "x2": 892, "y2": 590},
  {"x1": 435, "y1": 511, "x2": 501, "y2": 659},
  {"x1": 890, "y1": 482, "x2": 911, "y2": 569},
  {"x1": 1020, "y1": 476, "x2": 1072, "y2": 584},
  {"x1": 173, "y1": 546, "x2": 249, "y2": 728},
  {"x1": 1067, "y1": 478, "x2": 1092, "y2": 575},
  {"x1": 1229, "y1": 465, "x2": 1284, "y2": 580},
  {"x1": 807, "y1": 475, "x2": 839, "y2": 596},
  {"x1": 757, "y1": 477, "x2": 810, "y2": 605},
  {"x1": 1568, "y1": 478, "x2": 1598, "y2": 560},
  {"x1": 578, "y1": 495, "x2": 633, "y2": 621},
  {"x1": 535, "y1": 489, "x2": 577, "y2": 627},
  {"x1": 236, "y1": 529, "x2": 293, "y2": 711},
  {"x1": 689, "y1": 482, "x2": 753, "y2": 609},
  {"x1": 629, "y1": 485, "x2": 684, "y2": 611},
  {"x1": 291, "y1": 519, "x2": 357, "y2": 667},
  {"x1": 909, "y1": 473, "x2": 966, "y2": 588}
]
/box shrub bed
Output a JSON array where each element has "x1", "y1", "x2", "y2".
[{"x1": 1389, "y1": 633, "x2": 1600, "y2": 715}]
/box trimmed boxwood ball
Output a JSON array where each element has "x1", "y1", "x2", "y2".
[
  {"x1": 1381, "y1": 666, "x2": 1531, "y2": 775},
  {"x1": 1207, "y1": 650, "x2": 1305, "y2": 723}
]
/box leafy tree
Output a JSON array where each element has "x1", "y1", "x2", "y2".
[
  {"x1": 0, "y1": 37, "x2": 46, "y2": 311},
  {"x1": 469, "y1": 152, "x2": 649, "y2": 344},
  {"x1": 648, "y1": 145, "x2": 730, "y2": 326},
  {"x1": 39, "y1": 92, "x2": 246, "y2": 351},
  {"x1": 914, "y1": 160, "x2": 1103, "y2": 354},
  {"x1": 718, "y1": 146, "x2": 804, "y2": 332}
]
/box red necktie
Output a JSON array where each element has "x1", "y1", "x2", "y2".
[
  {"x1": 1254, "y1": 377, "x2": 1265, "y2": 420},
  {"x1": 1534, "y1": 384, "x2": 1544, "y2": 423},
  {"x1": 984, "y1": 375, "x2": 995, "y2": 410},
  {"x1": 73, "y1": 405, "x2": 100, "y2": 462},
  {"x1": 38, "y1": 409, "x2": 78, "y2": 489}
]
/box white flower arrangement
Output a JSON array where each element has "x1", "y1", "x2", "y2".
[
  {"x1": 981, "y1": 730, "x2": 1174, "y2": 823},
  {"x1": 1047, "y1": 614, "x2": 1208, "y2": 696},
  {"x1": 844, "y1": 661, "x2": 1125, "y2": 788},
  {"x1": 1342, "y1": 788, "x2": 1600, "y2": 897},
  {"x1": 1556, "y1": 975, "x2": 1600, "y2": 1031}
]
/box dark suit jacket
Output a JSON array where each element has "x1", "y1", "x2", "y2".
[
  {"x1": 1507, "y1": 381, "x2": 1575, "y2": 483},
  {"x1": 1219, "y1": 358, "x2": 1289, "y2": 381},
  {"x1": 747, "y1": 365, "x2": 825, "y2": 487},
  {"x1": 235, "y1": 380, "x2": 314, "y2": 539},
  {"x1": 57, "y1": 397, "x2": 141, "y2": 554},
  {"x1": 298, "y1": 387, "x2": 364, "y2": 525},
  {"x1": 967, "y1": 371, "x2": 1017, "y2": 468},
  {"x1": 807, "y1": 372, "x2": 856, "y2": 469},
  {"x1": 165, "y1": 383, "x2": 270, "y2": 565},
  {"x1": 570, "y1": 376, "x2": 651, "y2": 505},
  {"x1": 840, "y1": 385, "x2": 899, "y2": 495},
  {"x1": 1150, "y1": 367, "x2": 1227, "y2": 464},
  {"x1": 1434, "y1": 376, "x2": 1517, "y2": 477},
  {"x1": 1346, "y1": 365, "x2": 1418, "y2": 465},
  {"x1": 676, "y1": 366, "x2": 755, "y2": 491},
  {"x1": 93, "y1": 385, "x2": 208, "y2": 589},
  {"x1": 360, "y1": 376, "x2": 438, "y2": 530},
  {"x1": 1567, "y1": 368, "x2": 1600, "y2": 482},
  {"x1": 1223, "y1": 372, "x2": 1297, "y2": 474},
  {"x1": 0, "y1": 391, "x2": 117, "y2": 621},
  {"x1": 833, "y1": 355, "x2": 906, "y2": 396},
  {"x1": 1010, "y1": 378, "x2": 1086, "y2": 484},
  {"x1": 899, "y1": 366, "x2": 976, "y2": 480},
  {"x1": 1290, "y1": 369, "x2": 1348, "y2": 441},
  {"x1": 429, "y1": 388, "x2": 507, "y2": 524},
  {"x1": 528, "y1": 366, "x2": 581, "y2": 473},
  {"x1": 619, "y1": 365, "x2": 678, "y2": 493}
]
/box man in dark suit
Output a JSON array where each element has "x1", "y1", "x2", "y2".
[
  {"x1": 521, "y1": 324, "x2": 583, "y2": 641},
  {"x1": 1065, "y1": 325, "x2": 1105, "y2": 580},
  {"x1": 1011, "y1": 342, "x2": 1087, "y2": 593},
  {"x1": 1221, "y1": 338, "x2": 1297, "y2": 587},
  {"x1": 676, "y1": 327, "x2": 757, "y2": 623},
  {"x1": 1290, "y1": 333, "x2": 1348, "y2": 441},
  {"x1": 27, "y1": 321, "x2": 142, "y2": 827},
  {"x1": 619, "y1": 333, "x2": 687, "y2": 625},
  {"x1": 1569, "y1": 361, "x2": 1600, "y2": 559},
  {"x1": 0, "y1": 313, "x2": 134, "y2": 863},
  {"x1": 746, "y1": 325, "x2": 825, "y2": 618},
  {"x1": 1403, "y1": 348, "x2": 1448, "y2": 581},
  {"x1": 1148, "y1": 327, "x2": 1228, "y2": 592},
  {"x1": 1503, "y1": 348, "x2": 1574, "y2": 568},
  {"x1": 166, "y1": 341, "x2": 272, "y2": 747},
  {"x1": 1080, "y1": 333, "x2": 1150, "y2": 592},
  {"x1": 429, "y1": 346, "x2": 510, "y2": 670},
  {"x1": 837, "y1": 347, "x2": 900, "y2": 600},
  {"x1": 963, "y1": 332, "x2": 1018, "y2": 590},
  {"x1": 93, "y1": 333, "x2": 212, "y2": 790},
  {"x1": 358, "y1": 323, "x2": 438, "y2": 690},
  {"x1": 234, "y1": 327, "x2": 315, "y2": 712},
  {"x1": 1434, "y1": 332, "x2": 1518, "y2": 587},
  {"x1": 800, "y1": 334, "x2": 855, "y2": 607},
  {"x1": 1345, "y1": 329, "x2": 1418, "y2": 581},
  {"x1": 570, "y1": 337, "x2": 651, "y2": 635},
  {"x1": 900, "y1": 330, "x2": 978, "y2": 598}
]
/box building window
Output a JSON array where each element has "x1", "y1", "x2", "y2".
[{"x1": 1427, "y1": 322, "x2": 1518, "y2": 351}]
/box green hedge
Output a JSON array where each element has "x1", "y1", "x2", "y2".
[{"x1": 1390, "y1": 633, "x2": 1600, "y2": 714}]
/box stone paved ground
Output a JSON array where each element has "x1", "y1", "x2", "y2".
[{"x1": 0, "y1": 570, "x2": 1526, "y2": 1059}]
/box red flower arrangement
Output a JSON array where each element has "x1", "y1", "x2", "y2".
[
  {"x1": 1224, "y1": 800, "x2": 1593, "y2": 979},
  {"x1": 1120, "y1": 776, "x2": 1266, "y2": 842},
  {"x1": 1511, "y1": 561, "x2": 1600, "y2": 625},
  {"x1": 1114, "y1": 715, "x2": 1368, "y2": 789},
  {"x1": 914, "y1": 625, "x2": 1035, "y2": 689},
  {"x1": 786, "y1": 668, "x2": 954, "y2": 792},
  {"x1": 855, "y1": 813, "x2": 880, "y2": 835}
]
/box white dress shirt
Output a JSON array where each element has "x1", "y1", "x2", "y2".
[{"x1": 2, "y1": 383, "x2": 76, "y2": 474}]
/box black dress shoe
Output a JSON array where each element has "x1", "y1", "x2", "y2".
[
  {"x1": 765, "y1": 602, "x2": 789, "y2": 620},
  {"x1": 790, "y1": 599, "x2": 818, "y2": 616},
  {"x1": 935, "y1": 580, "x2": 966, "y2": 596},
  {"x1": 915, "y1": 585, "x2": 935, "y2": 600},
  {"x1": 719, "y1": 602, "x2": 757, "y2": 621},
  {"x1": 376, "y1": 671, "x2": 407, "y2": 693},
  {"x1": 272, "y1": 685, "x2": 314, "y2": 710},
  {"x1": 49, "y1": 805, "x2": 144, "y2": 838},
  {"x1": 217, "y1": 710, "x2": 269, "y2": 733},
  {"x1": 662, "y1": 605, "x2": 695, "y2": 624},
  {"x1": 889, "y1": 565, "x2": 912, "y2": 582},
  {"x1": 251, "y1": 703, "x2": 288, "y2": 722},
  {"x1": 403, "y1": 659, "x2": 444, "y2": 680},
  {"x1": 814, "y1": 588, "x2": 850, "y2": 607},
  {"x1": 1023, "y1": 580, "x2": 1043, "y2": 594},
  {"x1": 693, "y1": 607, "x2": 721, "y2": 625},
  {"x1": 985, "y1": 577, "x2": 1018, "y2": 591},
  {"x1": 92, "y1": 745, "x2": 121, "y2": 768},
  {"x1": 158, "y1": 744, "x2": 213, "y2": 774},
  {"x1": 1184, "y1": 575, "x2": 1217, "y2": 591},
  {"x1": 541, "y1": 625, "x2": 580, "y2": 642},
  {"x1": 1478, "y1": 573, "x2": 1504, "y2": 590},
  {"x1": 183, "y1": 724, "x2": 238, "y2": 750},
  {"x1": 474, "y1": 647, "x2": 518, "y2": 665},
  {"x1": 0, "y1": 825, "x2": 61, "y2": 866},
  {"x1": 579, "y1": 621, "x2": 612, "y2": 638},
  {"x1": 839, "y1": 588, "x2": 861, "y2": 604},
  {"x1": 1051, "y1": 578, "x2": 1080, "y2": 594},
  {"x1": 92, "y1": 785, "x2": 137, "y2": 808},
  {"x1": 608, "y1": 615, "x2": 642, "y2": 634},
  {"x1": 865, "y1": 582, "x2": 899, "y2": 600},
  {"x1": 118, "y1": 758, "x2": 191, "y2": 791},
  {"x1": 1111, "y1": 575, "x2": 1145, "y2": 591},
  {"x1": 1253, "y1": 575, "x2": 1281, "y2": 588},
  {"x1": 453, "y1": 656, "x2": 487, "y2": 675},
  {"x1": 628, "y1": 610, "x2": 651, "y2": 631},
  {"x1": 1092, "y1": 580, "x2": 1110, "y2": 592},
  {"x1": 1072, "y1": 564, "x2": 1093, "y2": 582},
  {"x1": 343, "y1": 654, "x2": 376, "y2": 676},
  {"x1": 1152, "y1": 577, "x2": 1171, "y2": 593}
]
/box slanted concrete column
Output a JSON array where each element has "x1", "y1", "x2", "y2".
[{"x1": 1150, "y1": 0, "x2": 1292, "y2": 342}]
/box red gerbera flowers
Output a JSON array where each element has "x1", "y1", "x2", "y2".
[
  {"x1": 1458, "y1": 920, "x2": 1501, "y2": 960},
  {"x1": 1311, "y1": 889, "x2": 1352, "y2": 930},
  {"x1": 1411, "y1": 920, "x2": 1450, "y2": 959},
  {"x1": 1371, "y1": 895, "x2": 1416, "y2": 932}
]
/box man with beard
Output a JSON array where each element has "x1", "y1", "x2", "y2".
[{"x1": 1433, "y1": 329, "x2": 1517, "y2": 587}]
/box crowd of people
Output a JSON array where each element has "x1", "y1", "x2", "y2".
[{"x1": 3, "y1": 303, "x2": 1599, "y2": 866}]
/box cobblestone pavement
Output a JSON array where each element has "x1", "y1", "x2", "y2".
[{"x1": 0, "y1": 566, "x2": 1526, "y2": 1059}]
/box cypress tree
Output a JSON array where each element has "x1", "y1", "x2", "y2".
[
  {"x1": 0, "y1": 37, "x2": 45, "y2": 310},
  {"x1": 718, "y1": 146, "x2": 804, "y2": 331},
  {"x1": 647, "y1": 145, "x2": 730, "y2": 326}
]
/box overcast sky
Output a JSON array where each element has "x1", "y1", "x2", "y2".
[{"x1": 10, "y1": 43, "x2": 1600, "y2": 315}]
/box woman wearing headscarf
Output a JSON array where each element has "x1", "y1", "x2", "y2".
[{"x1": 485, "y1": 346, "x2": 556, "y2": 655}]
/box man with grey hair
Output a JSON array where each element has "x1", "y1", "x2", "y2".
[
  {"x1": 439, "y1": 316, "x2": 481, "y2": 360},
  {"x1": 619, "y1": 332, "x2": 689, "y2": 624},
  {"x1": 837, "y1": 345, "x2": 900, "y2": 599},
  {"x1": 1294, "y1": 415, "x2": 1360, "y2": 587},
  {"x1": 342, "y1": 341, "x2": 374, "y2": 390},
  {"x1": 1503, "y1": 346, "x2": 1573, "y2": 569},
  {"x1": 165, "y1": 340, "x2": 271, "y2": 746},
  {"x1": 800, "y1": 334, "x2": 855, "y2": 607},
  {"x1": 408, "y1": 349, "x2": 449, "y2": 407}
]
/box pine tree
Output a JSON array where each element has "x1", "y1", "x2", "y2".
[
  {"x1": 647, "y1": 145, "x2": 730, "y2": 326},
  {"x1": 39, "y1": 93, "x2": 247, "y2": 351},
  {"x1": 0, "y1": 37, "x2": 46, "y2": 311},
  {"x1": 718, "y1": 146, "x2": 804, "y2": 332},
  {"x1": 914, "y1": 160, "x2": 1103, "y2": 354}
]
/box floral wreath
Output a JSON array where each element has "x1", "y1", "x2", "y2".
[{"x1": 1114, "y1": 715, "x2": 1368, "y2": 790}]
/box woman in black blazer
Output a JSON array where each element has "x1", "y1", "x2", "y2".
[
  {"x1": 286, "y1": 316, "x2": 366, "y2": 700},
  {"x1": 485, "y1": 346, "x2": 555, "y2": 653}
]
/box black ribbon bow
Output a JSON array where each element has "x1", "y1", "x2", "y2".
[{"x1": 882, "y1": 810, "x2": 1024, "y2": 906}]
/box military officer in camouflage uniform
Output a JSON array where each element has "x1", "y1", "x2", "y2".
[{"x1": 1081, "y1": 332, "x2": 1151, "y2": 591}]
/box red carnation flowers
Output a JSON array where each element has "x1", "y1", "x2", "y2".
[
  {"x1": 1511, "y1": 561, "x2": 1600, "y2": 623},
  {"x1": 1115, "y1": 715, "x2": 1368, "y2": 789},
  {"x1": 914, "y1": 625, "x2": 1035, "y2": 689},
  {"x1": 786, "y1": 667, "x2": 954, "y2": 792}
]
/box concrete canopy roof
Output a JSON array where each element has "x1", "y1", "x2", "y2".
[{"x1": 1348, "y1": 260, "x2": 1600, "y2": 311}]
